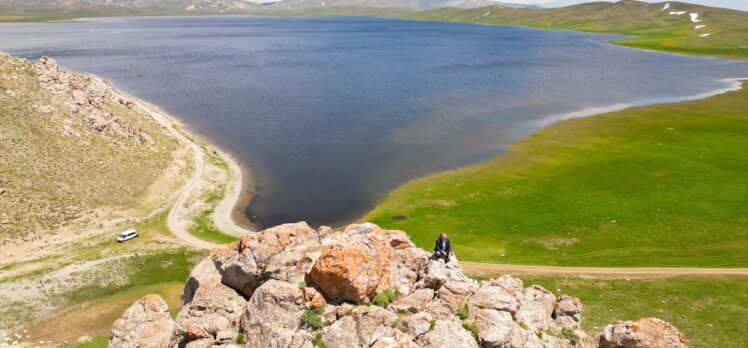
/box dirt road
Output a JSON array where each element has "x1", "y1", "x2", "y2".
[
  {"x1": 461, "y1": 262, "x2": 748, "y2": 279},
  {"x1": 132, "y1": 98, "x2": 252, "y2": 250}
]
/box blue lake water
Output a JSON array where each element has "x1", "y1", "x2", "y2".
[{"x1": 1, "y1": 16, "x2": 746, "y2": 228}]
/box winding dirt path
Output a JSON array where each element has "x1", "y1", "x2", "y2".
[
  {"x1": 213, "y1": 150, "x2": 252, "y2": 237},
  {"x1": 131, "y1": 98, "x2": 252, "y2": 250}
]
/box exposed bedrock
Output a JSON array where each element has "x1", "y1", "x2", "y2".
[{"x1": 109, "y1": 222, "x2": 687, "y2": 348}]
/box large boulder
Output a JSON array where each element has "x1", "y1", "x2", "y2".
[
  {"x1": 108, "y1": 294, "x2": 173, "y2": 348},
  {"x1": 390, "y1": 246, "x2": 430, "y2": 296},
  {"x1": 319, "y1": 305, "x2": 403, "y2": 347},
  {"x1": 351, "y1": 306, "x2": 400, "y2": 346},
  {"x1": 468, "y1": 306, "x2": 514, "y2": 348},
  {"x1": 264, "y1": 248, "x2": 323, "y2": 285},
  {"x1": 306, "y1": 224, "x2": 394, "y2": 303},
  {"x1": 400, "y1": 312, "x2": 434, "y2": 337},
  {"x1": 416, "y1": 320, "x2": 479, "y2": 348},
  {"x1": 321, "y1": 315, "x2": 360, "y2": 348},
  {"x1": 516, "y1": 284, "x2": 557, "y2": 331},
  {"x1": 426, "y1": 280, "x2": 477, "y2": 319},
  {"x1": 417, "y1": 259, "x2": 449, "y2": 290},
  {"x1": 182, "y1": 256, "x2": 222, "y2": 304},
  {"x1": 554, "y1": 295, "x2": 584, "y2": 330},
  {"x1": 241, "y1": 280, "x2": 306, "y2": 347},
  {"x1": 174, "y1": 281, "x2": 246, "y2": 344},
  {"x1": 468, "y1": 280, "x2": 523, "y2": 316},
  {"x1": 213, "y1": 222, "x2": 320, "y2": 297},
  {"x1": 390, "y1": 288, "x2": 434, "y2": 314},
  {"x1": 598, "y1": 318, "x2": 687, "y2": 348}
]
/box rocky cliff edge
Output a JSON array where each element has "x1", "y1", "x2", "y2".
[{"x1": 108, "y1": 222, "x2": 687, "y2": 348}]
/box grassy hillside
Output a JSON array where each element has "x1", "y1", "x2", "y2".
[
  {"x1": 364, "y1": 82, "x2": 748, "y2": 267},
  {"x1": 405, "y1": 1, "x2": 748, "y2": 59},
  {"x1": 0, "y1": 53, "x2": 181, "y2": 239}
]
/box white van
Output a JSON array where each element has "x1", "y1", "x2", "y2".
[{"x1": 117, "y1": 229, "x2": 138, "y2": 243}]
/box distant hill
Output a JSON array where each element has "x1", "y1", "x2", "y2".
[
  {"x1": 260, "y1": 0, "x2": 536, "y2": 10},
  {"x1": 405, "y1": 0, "x2": 748, "y2": 59},
  {"x1": 0, "y1": 0, "x2": 261, "y2": 12},
  {"x1": 1, "y1": 0, "x2": 745, "y2": 59},
  {"x1": 0, "y1": 0, "x2": 262, "y2": 20},
  {"x1": 0, "y1": 0, "x2": 531, "y2": 21}
]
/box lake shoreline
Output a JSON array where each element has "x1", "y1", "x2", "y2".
[
  {"x1": 7, "y1": 16, "x2": 744, "y2": 232},
  {"x1": 158, "y1": 76, "x2": 747, "y2": 233},
  {"x1": 345, "y1": 76, "x2": 748, "y2": 229}
]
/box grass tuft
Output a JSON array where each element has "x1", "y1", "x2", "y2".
[
  {"x1": 561, "y1": 328, "x2": 579, "y2": 344},
  {"x1": 457, "y1": 304, "x2": 470, "y2": 320},
  {"x1": 312, "y1": 331, "x2": 328, "y2": 348},
  {"x1": 373, "y1": 288, "x2": 397, "y2": 307},
  {"x1": 302, "y1": 307, "x2": 326, "y2": 330}
]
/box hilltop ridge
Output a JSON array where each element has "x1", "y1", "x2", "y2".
[{"x1": 110, "y1": 222, "x2": 688, "y2": 348}]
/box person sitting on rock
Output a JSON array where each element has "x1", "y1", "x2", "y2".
[{"x1": 433, "y1": 232, "x2": 452, "y2": 263}]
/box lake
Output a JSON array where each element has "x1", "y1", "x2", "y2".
[{"x1": 1, "y1": 16, "x2": 746, "y2": 228}]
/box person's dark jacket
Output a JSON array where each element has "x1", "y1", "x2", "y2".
[{"x1": 434, "y1": 238, "x2": 452, "y2": 254}]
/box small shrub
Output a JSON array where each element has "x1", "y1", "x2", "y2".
[
  {"x1": 535, "y1": 330, "x2": 543, "y2": 338},
  {"x1": 463, "y1": 322, "x2": 480, "y2": 338},
  {"x1": 457, "y1": 304, "x2": 470, "y2": 320},
  {"x1": 362, "y1": 301, "x2": 372, "y2": 307},
  {"x1": 373, "y1": 288, "x2": 397, "y2": 307},
  {"x1": 236, "y1": 333, "x2": 246, "y2": 344},
  {"x1": 302, "y1": 307, "x2": 325, "y2": 330},
  {"x1": 312, "y1": 331, "x2": 328, "y2": 348},
  {"x1": 397, "y1": 308, "x2": 407, "y2": 314},
  {"x1": 298, "y1": 281, "x2": 307, "y2": 289},
  {"x1": 519, "y1": 322, "x2": 529, "y2": 330},
  {"x1": 429, "y1": 319, "x2": 436, "y2": 331},
  {"x1": 561, "y1": 328, "x2": 579, "y2": 344}
]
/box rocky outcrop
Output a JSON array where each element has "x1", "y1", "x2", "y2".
[
  {"x1": 598, "y1": 318, "x2": 687, "y2": 348},
  {"x1": 416, "y1": 320, "x2": 479, "y2": 348},
  {"x1": 110, "y1": 222, "x2": 688, "y2": 348},
  {"x1": 242, "y1": 279, "x2": 308, "y2": 347},
  {"x1": 174, "y1": 281, "x2": 246, "y2": 345},
  {"x1": 212, "y1": 221, "x2": 323, "y2": 298},
  {"x1": 306, "y1": 224, "x2": 394, "y2": 302},
  {"x1": 182, "y1": 257, "x2": 223, "y2": 304},
  {"x1": 33, "y1": 56, "x2": 154, "y2": 144},
  {"x1": 108, "y1": 294, "x2": 173, "y2": 348}
]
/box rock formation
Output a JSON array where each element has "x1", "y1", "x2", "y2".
[
  {"x1": 109, "y1": 294, "x2": 174, "y2": 348},
  {"x1": 598, "y1": 318, "x2": 688, "y2": 348},
  {"x1": 33, "y1": 56, "x2": 154, "y2": 144},
  {"x1": 109, "y1": 222, "x2": 688, "y2": 348}
]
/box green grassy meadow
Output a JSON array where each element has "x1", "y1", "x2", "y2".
[
  {"x1": 364, "y1": 82, "x2": 748, "y2": 267},
  {"x1": 188, "y1": 182, "x2": 241, "y2": 244}
]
